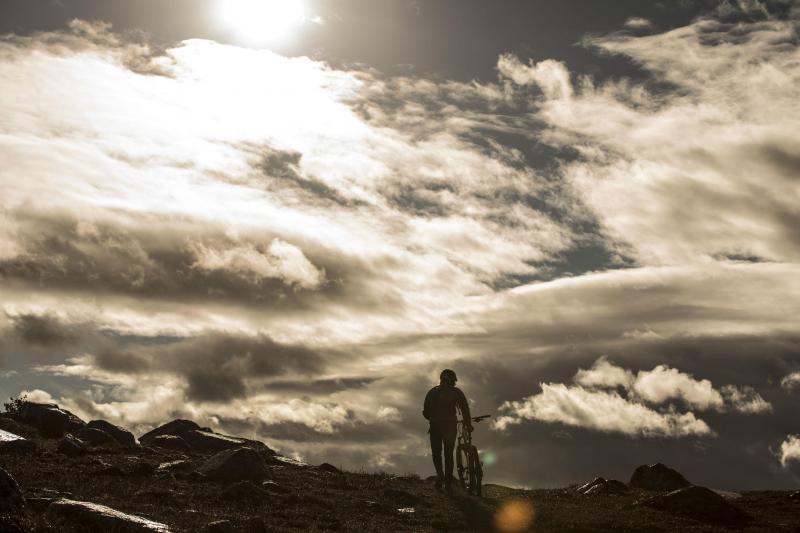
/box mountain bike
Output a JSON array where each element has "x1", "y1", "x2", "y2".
[{"x1": 456, "y1": 414, "x2": 490, "y2": 497}]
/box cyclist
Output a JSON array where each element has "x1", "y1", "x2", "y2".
[{"x1": 423, "y1": 368, "x2": 472, "y2": 493}]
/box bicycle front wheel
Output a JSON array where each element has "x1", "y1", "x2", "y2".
[{"x1": 456, "y1": 444, "x2": 469, "y2": 489}]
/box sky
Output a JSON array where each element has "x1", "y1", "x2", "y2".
[{"x1": 0, "y1": 0, "x2": 799, "y2": 490}]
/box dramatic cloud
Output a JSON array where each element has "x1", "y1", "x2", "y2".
[
  {"x1": 623, "y1": 17, "x2": 653, "y2": 29},
  {"x1": 494, "y1": 383, "x2": 713, "y2": 437},
  {"x1": 632, "y1": 365, "x2": 725, "y2": 411},
  {"x1": 781, "y1": 372, "x2": 800, "y2": 391},
  {"x1": 779, "y1": 435, "x2": 800, "y2": 467},
  {"x1": 496, "y1": 356, "x2": 772, "y2": 436},
  {"x1": 574, "y1": 356, "x2": 634, "y2": 389},
  {"x1": 2, "y1": 2, "x2": 800, "y2": 489}
]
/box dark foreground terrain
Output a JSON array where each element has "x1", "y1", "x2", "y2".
[{"x1": 1, "y1": 402, "x2": 799, "y2": 532}]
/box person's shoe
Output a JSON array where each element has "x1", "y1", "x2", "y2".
[
  {"x1": 435, "y1": 478, "x2": 443, "y2": 492},
  {"x1": 444, "y1": 481, "x2": 453, "y2": 495}
]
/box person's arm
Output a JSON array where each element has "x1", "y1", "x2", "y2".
[
  {"x1": 423, "y1": 388, "x2": 433, "y2": 420},
  {"x1": 457, "y1": 389, "x2": 472, "y2": 429}
]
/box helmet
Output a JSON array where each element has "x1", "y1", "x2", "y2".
[{"x1": 440, "y1": 369, "x2": 457, "y2": 382}]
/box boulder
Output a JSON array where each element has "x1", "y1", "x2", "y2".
[
  {"x1": 46, "y1": 498, "x2": 171, "y2": 532},
  {"x1": 73, "y1": 427, "x2": 119, "y2": 448},
  {"x1": 584, "y1": 480, "x2": 629, "y2": 496},
  {"x1": 182, "y1": 430, "x2": 251, "y2": 453},
  {"x1": 221, "y1": 480, "x2": 266, "y2": 500},
  {"x1": 197, "y1": 447, "x2": 271, "y2": 482},
  {"x1": 138, "y1": 419, "x2": 273, "y2": 454},
  {"x1": 87, "y1": 420, "x2": 137, "y2": 447},
  {"x1": 150, "y1": 435, "x2": 191, "y2": 452},
  {"x1": 630, "y1": 463, "x2": 691, "y2": 491},
  {"x1": 157, "y1": 460, "x2": 193, "y2": 473},
  {"x1": 205, "y1": 520, "x2": 234, "y2": 533},
  {"x1": 261, "y1": 480, "x2": 289, "y2": 494},
  {"x1": 576, "y1": 477, "x2": 606, "y2": 494},
  {"x1": 17, "y1": 401, "x2": 85, "y2": 438},
  {"x1": 643, "y1": 486, "x2": 750, "y2": 527},
  {"x1": 139, "y1": 420, "x2": 201, "y2": 445},
  {"x1": 318, "y1": 463, "x2": 341, "y2": 474},
  {"x1": 0, "y1": 467, "x2": 24, "y2": 513},
  {"x1": 58, "y1": 434, "x2": 88, "y2": 456},
  {"x1": 0, "y1": 429, "x2": 36, "y2": 455}
]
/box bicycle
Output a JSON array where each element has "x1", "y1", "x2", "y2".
[{"x1": 456, "y1": 414, "x2": 490, "y2": 497}]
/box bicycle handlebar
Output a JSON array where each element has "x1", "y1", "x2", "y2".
[{"x1": 458, "y1": 414, "x2": 491, "y2": 425}]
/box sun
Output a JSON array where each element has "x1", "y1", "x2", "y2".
[{"x1": 217, "y1": 0, "x2": 309, "y2": 44}]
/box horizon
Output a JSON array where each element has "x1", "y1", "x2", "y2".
[{"x1": 1, "y1": 0, "x2": 800, "y2": 491}]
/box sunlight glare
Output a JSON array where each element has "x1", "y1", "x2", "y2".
[{"x1": 218, "y1": 0, "x2": 308, "y2": 44}]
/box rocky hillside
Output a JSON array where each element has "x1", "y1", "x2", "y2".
[{"x1": 1, "y1": 400, "x2": 799, "y2": 532}]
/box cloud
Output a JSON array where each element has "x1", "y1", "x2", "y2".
[
  {"x1": 494, "y1": 383, "x2": 713, "y2": 437},
  {"x1": 624, "y1": 17, "x2": 653, "y2": 29},
  {"x1": 720, "y1": 385, "x2": 773, "y2": 414},
  {"x1": 497, "y1": 55, "x2": 573, "y2": 100},
  {"x1": 574, "y1": 355, "x2": 634, "y2": 389},
  {"x1": 495, "y1": 355, "x2": 772, "y2": 436},
  {"x1": 779, "y1": 435, "x2": 800, "y2": 466},
  {"x1": 632, "y1": 365, "x2": 725, "y2": 410},
  {"x1": 780, "y1": 371, "x2": 800, "y2": 391},
  {"x1": 1, "y1": 6, "x2": 800, "y2": 489},
  {"x1": 497, "y1": 14, "x2": 800, "y2": 266}
]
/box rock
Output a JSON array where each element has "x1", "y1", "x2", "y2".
[
  {"x1": 182, "y1": 430, "x2": 251, "y2": 453},
  {"x1": 73, "y1": 427, "x2": 120, "y2": 448},
  {"x1": 0, "y1": 467, "x2": 24, "y2": 513},
  {"x1": 261, "y1": 480, "x2": 289, "y2": 494},
  {"x1": 643, "y1": 486, "x2": 750, "y2": 527},
  {"x1": 139, "y1": 419, "x2": 201, "y2": 445},
  {"x1": 150, "y1": 435, "x2": 191, "y2": 452},
  {"x1": 57, "y1": 434, "x2": 88, "y2": 456},
  {"x1": 630, "y1": 463, "x2": 691, "y2": 491},
  {"x1": 318, "y1": 462, "x2": 341, "y2": 474},
  {"x1": 138, "y1": 419, "x2": 272, "y2": 454},
  {"x1": 221, "y1": 480, "x2": 266, "y2": 500},
  {"x1": 576, "y1": 477, "x2": 606, "y2": 494},
  {"x1": 205, "y1": 520, "x2": 234, "y2": 533},
  {"x1": 0, "y1": 429, "x2": 36, "y2": 455},
  {"x1": 46, "y1": 498, "x2": 171, "y2": 531},
  {"x1": 789, "y1": 490, "x2": 800, "y2": 501},
  {"x1": 18, "y1": 401, "x2": 85, "y2": 438},
  {"x1": 87, "y1": 420, "x2": 137, "y2": 447},
  {"x1": 133, "y1": 488, "x2": 176, "y2": 502},
  {"x1": 383, "y1": 488, "x2": 420, "y2": 507},
  {"x1": 584, "y1": 479, "x2": 629, "y2": 496},
  {"x1": 157, "y1": 459, "x2": 193, "y2": 473},
  {"x1": 197, "y1": 447, "x2": 271, "y2": 482},
  {"x1": 25, "y1": 496, "x2": 56, "y2": 511}
]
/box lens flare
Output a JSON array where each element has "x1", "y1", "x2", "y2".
[
  {"x1": 217, "y1": 0, "x2": 308, "y2": 44},
  {"x1": 481, "y1": 450, "x2": 497, "y2": 466},
  {"x1": 495, "y1": 499, "x2": 536, "y2": 533}
]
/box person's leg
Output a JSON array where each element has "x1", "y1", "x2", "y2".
[
  {"x1": 430, "y1": 424, "x2": 444, "y2": 489},
  {"x1": 442, "y1": 420, "x2": 457, "y2": 490}
]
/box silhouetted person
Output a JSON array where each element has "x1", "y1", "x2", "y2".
[{"x1": 423, "y1": 368, "x2": 471, "y2": 493}]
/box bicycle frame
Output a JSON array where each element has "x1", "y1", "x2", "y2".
[{"x1": 455, "y1": 414, "x2": 490, "y2": 496}]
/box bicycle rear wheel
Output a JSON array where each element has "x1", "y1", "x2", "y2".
[{"x1": 468, "y1": 445, "x2": 483, "y2": 496}]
